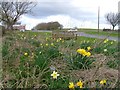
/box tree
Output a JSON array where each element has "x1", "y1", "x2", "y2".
[
  {"x1": 105, "y1": 12, "x2": 120, "y2": 30},
  {"x1": 0, "y1": 1, "x2": 36, "y2": 30},
  {"x1": 34, "y1": 21, "x2": 63, "y2": 30},
  {"x1": 35, "y1": 23, "x2": 48, "y2": 30}
]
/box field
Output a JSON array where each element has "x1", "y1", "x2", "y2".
[
  {"x1": 78, "y1": 28, "x2": 119, "y2": 37},
  {"x1": 1, "y1": 31, "x2": 119, "y2": 89}
]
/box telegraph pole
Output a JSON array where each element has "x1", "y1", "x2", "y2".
[{"x1": 98, "y1": 6, "x2": 100, "y2": 33}]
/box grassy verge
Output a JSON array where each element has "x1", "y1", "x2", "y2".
[
  {"x1": 2, "y1": 31, "x2": 119, "y2": 89},
  {"x1": 78, "y1": 28, "x2": 118, "y2": 37}
]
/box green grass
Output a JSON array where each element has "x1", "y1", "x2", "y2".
[
  {"x1": 78, "y1": 28, "x2": 118, "y2": 37},
  {"x1": 2, "y1": 31, "x2": 118, "y2": 88}
]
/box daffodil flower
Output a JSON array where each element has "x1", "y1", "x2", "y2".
[
  {"x1": 104, "y1": 49, "x2": 107, "y2": 52},
  {"x1": 40, "y1": 44, "x2": 43, "y2": 46},
  {"x1": 77, "y1": 49, "x2": 86, "y2": 55},
  {"x1": 51, "y1": 43, "x2": 54, "y2": 46},
  {"x1": 87, "y1": 47, "x2": 91, "y2": 51},
  {"x1": 100, "y1": 79, "x2": 106, "y2": 85},
  {"x1": 77, "y1": 80, "x2": 83, "y2": 88},
  {"x1": 62, "y1": 40, "x2": 64, "y2": 43},
  {"x1": 104, "y1": 39, "x2": 109, "y2": 43},
  {"x1": 104, "y1": 40, "x2": 107, "y2": 43},
  {"x1": 69, "y1": 82, "x2": 74, "y2": 89},
  {"x1": 46, "y1": 43, "x2": 48, "y2": 46},
  {"x1": 56, "y1": 39, "x2": 59, "y2": 42},
  {"x1": 111, "y1": 42, "x2": 113, "y2": 44},
  {"x1": 59, "y1": 38, "x2": 62, "y2": 40},
  {"x1": 46, "y1": 37, "x2": 48, "y2": 41},
  {"x1": 86, "y1": 52, "x2": 91, "y2": 57},
  {"x1": 51, "y1": 71, "x2": 60, "y2": 79},
  {"x1": 24, "y1": 52, "x2": 28, "y2": 56}
]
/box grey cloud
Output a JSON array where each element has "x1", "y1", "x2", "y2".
[{"x1": 25, "y1": 0, "x2": 97, "y2": 21}]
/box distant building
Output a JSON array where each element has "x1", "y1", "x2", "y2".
[
  {"x1": 68, "y1": 27, "x2": 78, "y2": 32},
  {"x1": 118, "y1": 1, "x2": 120, "y2": 29},
  {"x1": 13, "y1": 24, "x2": 26, "y2": 31}
]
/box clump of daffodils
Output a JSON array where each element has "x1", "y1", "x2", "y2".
[
  {"x1": 69, "y1": 80, "x2": 83, "y2": 89},
  {"x1": 77, "y1": 48, "x2": 91, "y2": 57},
  {"x1": 51, "y1": 71, "x2": 60, "y2": 79}
]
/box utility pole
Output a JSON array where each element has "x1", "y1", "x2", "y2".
[{"x1": 98, "y1": 6, "x2": 100, "y2": 33}]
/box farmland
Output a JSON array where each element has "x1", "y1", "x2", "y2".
[
  {"x1": 1, "y1": 31, "x2": 119, "y2": 89},
  {"x1": 78, "y1": 28, "x2": 119, "y2": 37}
]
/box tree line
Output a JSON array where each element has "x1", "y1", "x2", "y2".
[{"x1": 33, "y1": 21, "x2": 63, "y2": 30}]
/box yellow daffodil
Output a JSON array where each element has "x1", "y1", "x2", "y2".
[
  {"x1": 40, "y1": 43, "x2": 43, "y2": 46},
  {"x1": 69, "y1": 82, "x2": 74, "y2": 89},
  {"x1": 87, "y1": 47, "x2": 91, "y2": 51},
  {"x1": 111, "y1": 42, "x2": 113, "y2": 44},
  {"x1": 104, "y1": 49, "x2": 107, "y2": 52},
  {"x1": 106, "y1": 39, "x2": 109, "y2": 41},
  {"x1": 100, "y1": 79, "x2": 106, "y2": 85},
  {"x1": 77, "y1": 49, "x2": 86, "y2": 55},
  {"x1": 62, "y1": 40, "x2": 64, "y2": 43},
  {"x1": 51, "y1": 71, "x2": 60, "y2": 79},
  {"x1": 24, "y1": 52, "x2": 28, "y2": 56},
  {"x1": 104, "y1": 40, "x2": 107, "y2": 43},
  {"x1": 51, "y1": 43, "x2": 54, "y2": 46},
  {"x1": 104, "y1": 39, "x2": 109, "y2": 43},
  {"x1": 77, "y1": 80, "x2": 83, "y2": 88},
  {"x1": 86, "y1": 52, "x2": 91, "y2": 57},
  {"x1": 82, "y1": 52, "x2": 87, "y2": 56},
  {"x1": 46, "y1": 37, "x2": 48, "y2": 41},
  {"x1": 56, "y1": 39, "x2": 59, "y2": 42},
  {"x1": 59, "y1": 38, "x2": 62, "y2": 40},
  {"x1": 46, "y1": 43, "x2": 48, "y2": 46}
]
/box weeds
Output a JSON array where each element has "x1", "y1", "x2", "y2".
[{"x1": 2, "y1": 31, "x2": 118, "y2": 89}]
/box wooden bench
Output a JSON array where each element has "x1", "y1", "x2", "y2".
[{"x1": 52, "y1": 30, "x2": 77, "y2": 39}]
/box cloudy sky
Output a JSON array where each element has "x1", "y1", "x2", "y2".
[{"x1": 20, "y1": 0, "x2": 120, "y2": 30}]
